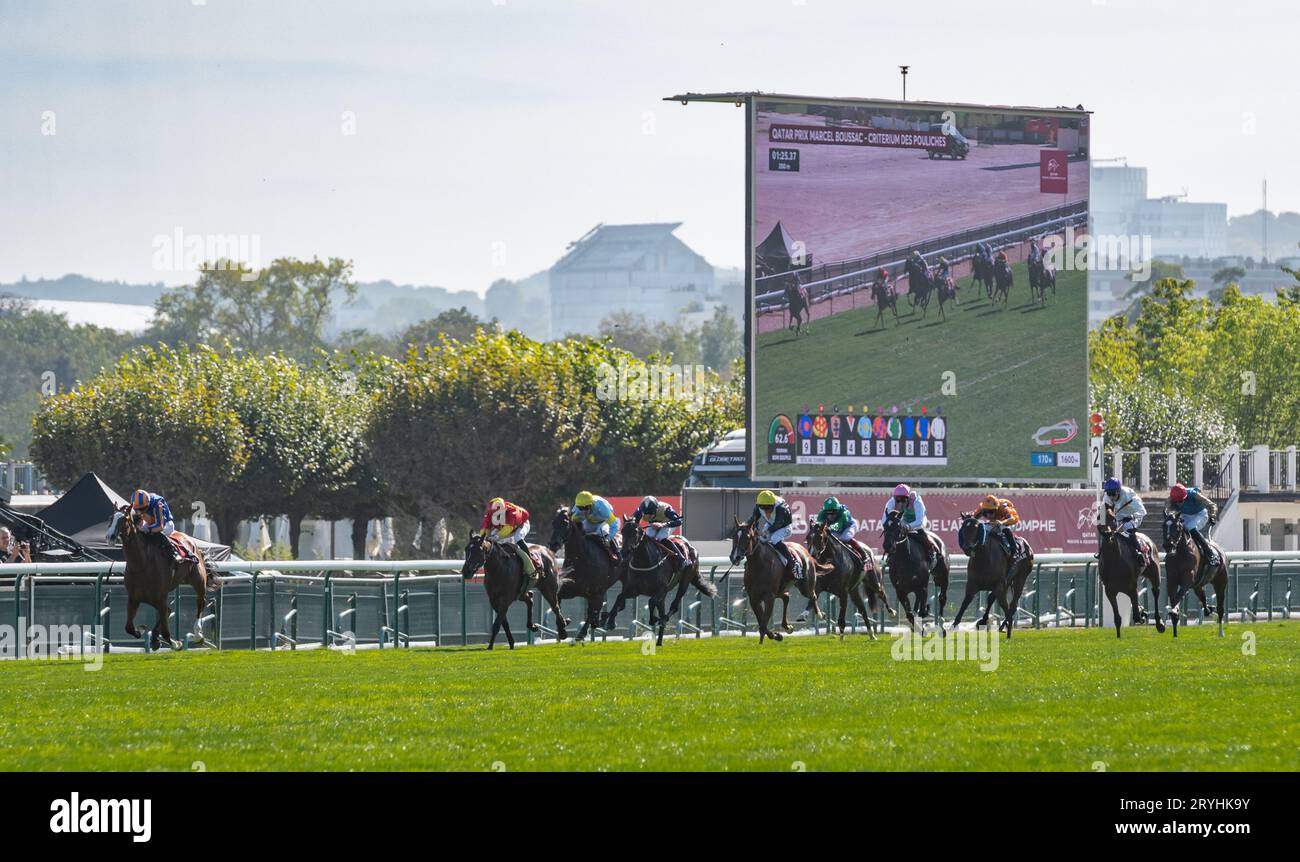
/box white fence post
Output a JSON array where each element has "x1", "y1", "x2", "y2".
[
  {"x1": 1252, "y1": 444, "x2": 1270, "y2": 492},
  {"x1": 1166, "y1": 448, "x2": 1178, "y2": 489},
  {"x1": 1287, "y1": 446, "x2": 1297, "y2": 492},
  {"x1": 1139, "y1": 447, "x2": 1151, "y2": 492},
  {"x1": 1112, "y1": 449, "x2": 1123, "y2": 485},
  {"x1": 1193, "y1": 448, "x2": 1204, "y2": 487}
]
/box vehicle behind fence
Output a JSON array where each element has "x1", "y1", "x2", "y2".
[{"x1": 3, "y1": 552, "x2": 1298, "y2": 657}]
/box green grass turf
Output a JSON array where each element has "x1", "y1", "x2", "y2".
[
  {"x1": 754, "y1": 260, "x2": 1088, "y2": 480},
  {"x1": 2, "y1": 622, "x2": 1296, "y2": 771}
]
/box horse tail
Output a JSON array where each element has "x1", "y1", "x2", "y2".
[{"x1": 691, "y1": 565, "x2": 718, "y2": 598}]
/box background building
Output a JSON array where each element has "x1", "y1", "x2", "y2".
[{"x1": 549, "y1": 223, "x2": 715, "y2": 336}]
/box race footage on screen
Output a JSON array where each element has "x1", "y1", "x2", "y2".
[{"x1": 752, "y1": 97, "x2": 1090, "y2": 482}]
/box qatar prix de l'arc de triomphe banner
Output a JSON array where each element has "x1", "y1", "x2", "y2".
[{"x1": 749, "y1": 96, "x2": 1091, "y2": 484}]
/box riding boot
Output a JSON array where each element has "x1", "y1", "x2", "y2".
[
  {"x1": 604, "y1": 536, "x2": 621, "y2": 562},
  {"x1": 774, "y1": 542, "x2": 802, "y2": 580},
  {"x1": 514, "y1": 543, "x2": 537, "y2": 578},
  {"x1": 1190, "y1": 530, "x2": 1216, "y2": 567},
  {"x1": 660, "y1": 540, "x2": 686, "y2": 572}
]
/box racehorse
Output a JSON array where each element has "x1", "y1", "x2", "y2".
[
  {"x1": 1028, "y1": 258, "x2": 1056, "y2": 305},
  {"x1": 932, "y1": 269, "x2": 958, "y2": 319},
  {"x1": 952, "y1": 513, "x2": 1033, "y2": 638},
  {"x1": 806, "y1": 521, "x2": 890, "y2": 639},
  {"x1": 1162, "y1": 511, "x2": 1229, "y2": 638},
  {"x1": 1096, "y1": 519, "x2": 1165, "y2": 637},
  {"x1": 461, "y1": 533, "x2": 568, "y2": 649},
  {"x1": 728, "y1": 518, "x2": 819, "y2": 644},
  {"x1": 784, "y1": 275, "x2": 811, "y2": 335},
  {"x1": 880, "y1": 509, "x2": 949, "y2": 632},
  {"x1": 992, "y1": 257, "x2": 1013, "y2": 306},
  {"x1": 106, "y1": 504, "x2": 218, "y2": 650},
  {"x1": 871, "y1": 277, "x2": 900, "y2": 328},
  {"x1": 970, "y1": 253, "x2": 996, "y2": 299},
  {"x1": 903, "y1": 257, "x2": 933, "y2": 311},
  {"x1": 548, "y1": 507, "x2": 623, "y2": 642},
  {"x1": 602, "y1": 516, "x2": 717, "y2": 647}
]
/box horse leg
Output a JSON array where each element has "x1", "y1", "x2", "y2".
[
  {"x1": 1106, "y1": 586, "x2": 1123, "y2": 638},
  {"x1": 156, "y1": 597, "x2": 179, "y2": 650},
  {"x1": 952, "y1": 586, "x2": 976, "y2": 630},
  {"x1": 501, "y1": 612, "x2": 516, "y2": 650},
  {"x1": 1146, "y1": 566, "x2": 1166, "y2": 633},
  {"x1": 995, "y1": 586, "x2": 1012, "y2": 639},
  {"x1": 488, "y1": 610, "x2": 502, "y2": 650},
  {"x1": 1193, "y1": 585, "x2": 1212, "y2": 619},
  {"x1": 655, "y1": 596, "x2": 668, "y2": 647},
  {"x1": 524, "y1": 589, "x2": 536, "y2": 633},
  {"x1": 538, "y1": 576, "x2": 567, "y2": 640},
  {"x1": 604, "y1": 589, "x2": 629, "y2": 630},
  {"x1": 125, "y1": 594, "x2": 141, "y2": 639},
  {"x1": 836, "y1": 591, "x2": 848, "y2": 638},
  {"x1": 1167, "y1": 582, "x2": 1188, "y2": 637},
  {"x1": 763, "y1": 595, "x2": 783, "y2": 642},
  {"x1": 779, "y1": 591, "x2": 794, "y2": 633},
  {"x1": 1214, "y1": 569, "x2": 1228, "y2": 637},
  {"x1": 849, "y1": 586, "x2": 876, "y2": 640},
  {"x1": 749, "y1": 593, "x2": 768, "y2": 643},
  {"x1": 897, "y1": 592, "x2": 916, "y2": 631}
]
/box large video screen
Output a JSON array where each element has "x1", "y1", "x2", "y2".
[{"x1": 750, "y1": 97, "x2": 1090, "y2": 482}]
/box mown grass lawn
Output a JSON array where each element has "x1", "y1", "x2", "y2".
[{"x1": 1, "y1": 622, "x2": 1295, "y2": 771}]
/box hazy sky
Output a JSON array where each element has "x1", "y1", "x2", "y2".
[{"x1": 1, "y1": 0, "x2": 1295, "y2": 293}]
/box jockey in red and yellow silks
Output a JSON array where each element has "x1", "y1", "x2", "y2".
[
  {"x1": 477, "y1": 497, "x2": 536, "y2": 576},
  {"x1": 973, "y1": 494, "x2": 1023, "y2": 564}
]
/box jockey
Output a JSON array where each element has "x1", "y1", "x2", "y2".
[
  {"x1": 815, "y1": 496, "x2": 865, "y2": 565},
  {"x1": 881, "y1": 484, "x2": 938, "y2": 567},
  {"x1": 478, "y1": 497, "x2": 536, "y2": 577},
  {"x1": 873, "y1": 266, "x2": 890, "y2": 289},
  {"x1": 978, "y1": 241, "x2": 993, "y2": 264},
  {"x1": 994, "y1": 249, "x2": 1008, "y2": 266},
  {"x1": 1027, "y1": 236, "x2": 1042, "y2": 266},
  {"x1": 1104, "y1": 476, "x2": 1147, "y2": 534},
  {"x1": 973, "y1": 493, "x2": 1023, "y2": 566},
  {"x1": 572, "y1": 490, "x2": 620, "y2": 561},
  {"x1": 1167, "y1": 484, "x2": 1219, "y2": 564},
  {"x1": 130, "y1": 489, "x2": 184, "y2": 561},
  {"x1": 937, "y1": 256, "x2": 952, "y2": 284},
  {"x1": 745, "y1": 489, "x2": 803, "y2": 579},
  {"x1": 633, "y1": 495, "x2": 686, "y2": 570}
]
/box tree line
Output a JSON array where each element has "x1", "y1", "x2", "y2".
[{"x1": 31, "y1": 331, "x2": 741, "y2": 558}]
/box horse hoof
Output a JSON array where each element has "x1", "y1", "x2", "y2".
[
  {"x1": 770, "y1": 632, "x2": 784, "y2": 641},
  {"x1": 782, "y1": 624, "x2": 794, "y2": 633},
  {"x1": 1155, "y1": 622, "x2": 1166, "y2": 634}
]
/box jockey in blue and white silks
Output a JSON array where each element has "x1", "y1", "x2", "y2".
[
  {"x1": 1103, "y1": 477, "x2": 1147, "y2": 533},
  {"x1": 1168, "y1": 483, "x2": 1219, "y2": 564},
  {"x1": 573, "y1": 490, "x2": 620, "y2": 560}
]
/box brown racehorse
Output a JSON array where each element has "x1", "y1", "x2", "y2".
[
  {"x1": 1162, "y1": 511, "x2": 1229, "y2": 638},
  {"x1": 548, "y1": 507, "x2": 622, "y2": 642},
  {"x1": 106, "y1": 505, "x2": 217, "y2": 650},
  {"x1": 806, "y1": 521, "x2": 890, "y2": 639},
  {"x1": 880, "y1": 509, "x2": 948, "y2": 632},
  {"x1": 728, "y1": 518, "x2": 819, "y2": 643},
  {"x1": 1097, "y1": 520, "x2": 1165, "y2": 637},
  {"x1": 784, "y1": 275, "x2": 811, "y2": 335},
  {"x1": 602, "y1": 516, "x2": 717, "y2": 647},
  {"x1": 461, "y1": 534, "x2": 568, "y2": 649},
  {"x1": 953, "y1": 513, "x2": 1031, "y2": 638}
]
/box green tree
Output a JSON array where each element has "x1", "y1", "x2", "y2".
[
  {"x1": 699, "y1": 305, "x2": 742, "y2": 374},
  {"x1": 147, "y1": 257, "x2": 355, "y2": 362},
  {"x1": 1212, "y1": 265, "x2": 1246, "y2": 285}
]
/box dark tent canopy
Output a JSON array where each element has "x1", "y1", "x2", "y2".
[
  {"x1": 36, "y1": 473, "x2": 233, "y2": 562},
  {"x1": 755, "y1": 221, "x2": 811, "y2": 278}
]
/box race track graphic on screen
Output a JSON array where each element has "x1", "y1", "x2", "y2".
[{"x1": 751, "y1": 98, "x2": 1090, "y2": 481}]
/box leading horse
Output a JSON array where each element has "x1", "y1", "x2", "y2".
[
  {"x1": 953, "y1": 513, "x2": 1034, "y2": 638},
  {"x1": 548, "y1": 507, "x2": 622, "y2": 642},
  {"x1": 106, "y1": 505, "x2": 218, "y2": 650},
  {"x1": 461, "y1": 533, "x2": 568, "y2": 649},
  {"x1": 1096, "y1": 519, "x2": 1165, "y2": 638}
]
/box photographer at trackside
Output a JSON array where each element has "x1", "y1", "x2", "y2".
[{"x1": 0, "y1": 526, "x2": 32, "y2": 564}]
